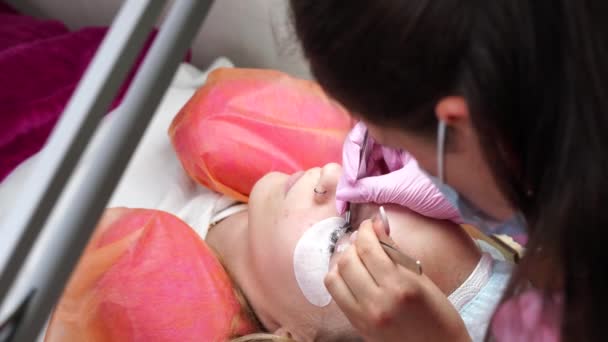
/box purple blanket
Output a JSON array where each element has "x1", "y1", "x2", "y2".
[{"x1": 0, "y1": 3, "x2": 165, "y2": 181}]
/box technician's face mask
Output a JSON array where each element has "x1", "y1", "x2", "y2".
[{"x1": 425, "y1": 121, "x2": 527, "y2": 236}]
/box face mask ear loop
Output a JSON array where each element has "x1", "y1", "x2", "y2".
[{"x1": 437, "y1": 120, "x2": 447, "y2": 183}]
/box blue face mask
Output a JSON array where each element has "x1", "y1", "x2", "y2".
[{"x1": 429, "y1": 121, "x2": 527, "y2": 236}]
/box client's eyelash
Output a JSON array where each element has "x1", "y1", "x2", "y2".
[{"x1": 328, "y1": 223, "x2": 353, "y2": 254}]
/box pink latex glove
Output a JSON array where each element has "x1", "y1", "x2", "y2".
[{"x1": 336, "y1": 122, "x2": 461, "y2": 222}]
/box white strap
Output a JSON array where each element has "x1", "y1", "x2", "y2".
[
  {"x1": 448, "y1": 252, "x2": 494, "y2": 311},
  {"x1": 209, "y1": 203, "x2": 248, "y2": 227}
]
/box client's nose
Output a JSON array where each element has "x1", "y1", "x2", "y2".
[{"x1": 313, "y1": 163, "x2": 342, "y2": 204}]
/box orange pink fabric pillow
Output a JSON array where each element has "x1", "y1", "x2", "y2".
[
  {"x1": 45, "y1": 208, "x2": 257, "y2": 341},
  {"x1": 169, "y1": 68, "x2": 354, "y2": 202}
]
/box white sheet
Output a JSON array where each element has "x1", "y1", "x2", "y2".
[{"x1": 0, "y1": 58, "x2": 243, "y2": 330}]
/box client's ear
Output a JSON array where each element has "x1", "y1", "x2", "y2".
[{"x1": 273, "y1": 327, "x2": 295, "y2": 340}]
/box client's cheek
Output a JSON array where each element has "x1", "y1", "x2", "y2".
[{"x1": 279, "y1": 210, "x2": 316, "y2": 234}]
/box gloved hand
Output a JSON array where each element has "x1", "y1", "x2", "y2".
[{"x1": 336, "y1": 122, "x2": 461, "y2": 222}]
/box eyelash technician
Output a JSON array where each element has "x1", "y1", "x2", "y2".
[{"x1": 290, "y1": 1, "x2": 608, "y2": 341}]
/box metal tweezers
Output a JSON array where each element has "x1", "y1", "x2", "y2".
[
  {"x1": 379, "y1": 240, "x2": 423, "y2": 275},
  {"x1": 344, "y1": 130, "x2": 371, "y2": 225},
  {"x1": 344, "y1": 128, "x2": 423, "y2": 275}
]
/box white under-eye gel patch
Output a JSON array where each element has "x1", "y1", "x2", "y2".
[{"x1": 293, "y1": 216, "x2": 346, "y2": 307}]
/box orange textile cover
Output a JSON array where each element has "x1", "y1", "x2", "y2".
[
  {"x1": 169, "y1": 68, "x2": 354, "y2": 202},
  {"x1": 45, "y1": 208, "x2": 256, "y2": 342}
]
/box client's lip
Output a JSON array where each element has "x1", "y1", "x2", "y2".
[{"x1": 284, "y1": 171, "x2": 305, "y2": 196}]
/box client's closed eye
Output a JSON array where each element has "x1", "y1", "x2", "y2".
[{"x1": 349, "y1": 204, "x2": 375, "y2": 230}]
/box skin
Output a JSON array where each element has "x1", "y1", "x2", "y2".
[{"x1": 207, "y1": 163, "x2": 480, "y2": 341}]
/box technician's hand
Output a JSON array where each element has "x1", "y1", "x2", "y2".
[
  {"x1": 325, "y1": 218, "x2": 470, "y2": 342},
  {"x1": 336, "y1": 122, "x2": 461, "y2": 222}
]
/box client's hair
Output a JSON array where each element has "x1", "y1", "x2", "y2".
[{"x1": 231, "y1": 334, "x2": 295, "y2": 342}]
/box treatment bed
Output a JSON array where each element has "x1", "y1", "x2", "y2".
[{"x1": 0, "y1": 1, "x2": 310, "y2": 340}]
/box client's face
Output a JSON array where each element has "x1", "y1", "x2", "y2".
[
  {"x1": 225, "y1": 163, "x2": 479, "y2": 341},
  {"x1": 247, "y1": 163, "x2": 355, "y2": 340}
]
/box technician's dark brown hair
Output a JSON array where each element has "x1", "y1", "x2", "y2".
[{"x1": 290, "y1": 0, "x2": 608, "y2": 340}]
